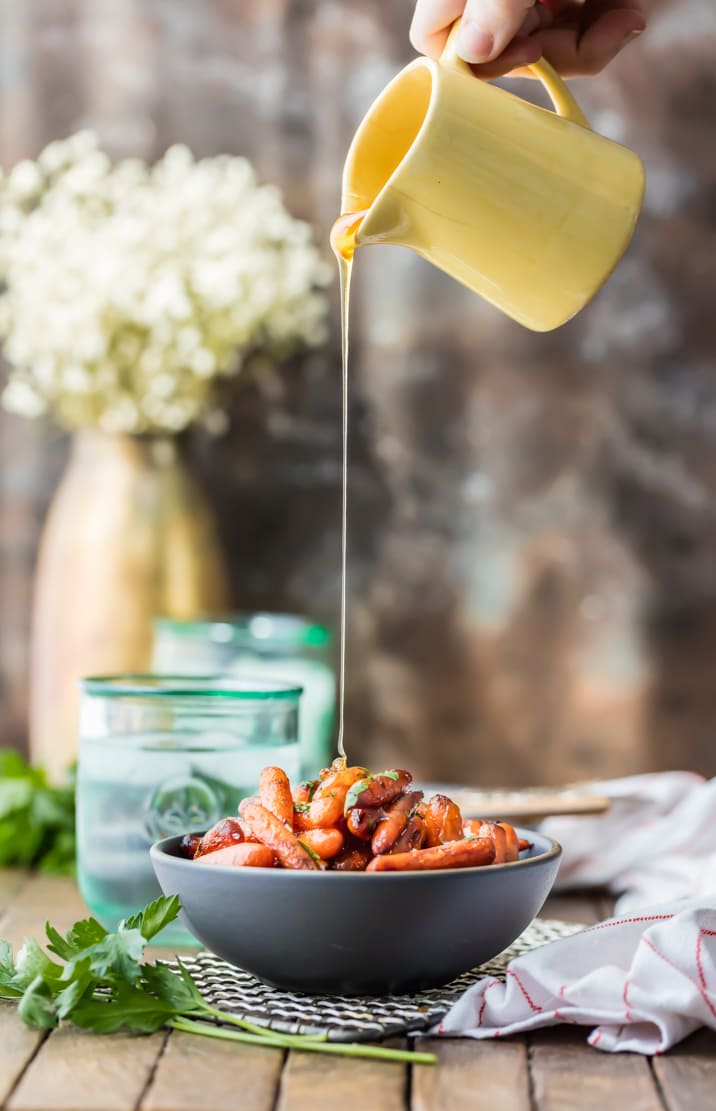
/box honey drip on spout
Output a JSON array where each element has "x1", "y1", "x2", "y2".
[{"x1": 329, "y1": 210, "x2": 368, "y2": 767}]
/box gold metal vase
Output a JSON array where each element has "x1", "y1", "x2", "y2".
[{"x1": 29, "y1": 431, "x2": 231, "y2": 781}]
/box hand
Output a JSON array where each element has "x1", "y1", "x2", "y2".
[{"x1": 410, "y1": 0, "x2": 647, "y2": 78}]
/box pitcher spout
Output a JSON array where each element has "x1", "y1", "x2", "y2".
[{"x1": 340, "y1": 58, "x2": 435, "y2": 247}]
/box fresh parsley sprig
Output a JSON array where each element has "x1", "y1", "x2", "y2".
[
  {"x1": 0, "y1": 894, "x2": 435, "y2": 1065},
  {"x1": 0, "y1": 749, "x2": 76, "y2": 875}
]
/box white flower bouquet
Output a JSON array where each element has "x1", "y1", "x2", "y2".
[{"x1": 0, "y1": 132, "x2": 329, "y2": 435}]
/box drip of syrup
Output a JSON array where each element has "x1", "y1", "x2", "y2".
[{"x1": 329, "y1": 210, "x2": 368, "y2": 766}]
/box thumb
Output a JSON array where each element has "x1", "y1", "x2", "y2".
[{"x1": 456, "y1": 0, "x2": 536, "y2": 63}]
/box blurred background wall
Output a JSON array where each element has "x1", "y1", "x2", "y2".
[{"x1": 1, "y1": 0, "x2": 715, "y2": 786}]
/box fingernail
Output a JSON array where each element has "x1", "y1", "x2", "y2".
[
  {"x1": 621, "y1": 23, "x2": 645, "y2": 48},
  {"x1": 456, "y1": 20, "x2": 494, "y2": 63}
]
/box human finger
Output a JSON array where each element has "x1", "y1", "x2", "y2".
[
  {"x1": 535, "y1": 6, "x2": 646, "y2": 76},
  {"x1": 456, "y1": 0, "x2": 537, "y2": 63},
  {"x1": 410, "y1": 0, "x2": 467, "y2": 59}
]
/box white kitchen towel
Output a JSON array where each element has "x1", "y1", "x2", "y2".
[
  {"x1": 541, "y1": 771, "x2": 715, "y2": 912},
  {"x1": 435, "y1": 899, "x2": 716, "y2": 1053}
]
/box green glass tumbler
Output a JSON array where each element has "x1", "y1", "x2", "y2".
[{"x1": 76, "y1": 675, "x2": 302, "y2": 944}]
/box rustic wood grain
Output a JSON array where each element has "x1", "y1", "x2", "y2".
[
  {"x1": 7, "y1": 1027, "x2": 166, "y2": 1111},
  {"x1": 530, "y1": 1027, "x2": 664, "y2": 1111},
  {"x1": 541, "y1": 892, "x2": 602, "y2": 927},
  {"x1": 652, "y1": 1029, "x2": 716, "y2": 1111},
  {"x1": 412, "y1": 1038, "x2": 529, "y2": 1111},
  {"x1": 0, "y1": 874, "x2": 87, "y2": 950},
  {"x1": 142, "y1": 1030, "x2": 283, "y2": 1111},
  {"x1": 0, "y1": 1008, "x2": 43, "y2": 1108},
  {"x1": 276, "y1": 1043, "x2": 407, "y2": 1111},
  {"x1": 0, "y1": 871, "x2": 31, "y2": 923},
  {"x1": 4, "y1": 875, "x2": 714, "y2": 1111}
]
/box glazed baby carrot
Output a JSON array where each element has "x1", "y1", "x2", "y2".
[
  {"x1": 178, "y1": 833, "x2": 202, "y2": 858},
  {"x1": 465, "y1": 820, "x2": 521, "y2": 863},
  {"x1": 303, "y1": 765, "x2": 367, "y2": 828},
  {"x1": 371, "y1": 790, "x2": 424, "y2": 855},
  {"x1": 259, "y1": 766, "x2": 294, "y2": 827},
  {"x1": 346, "y1": 807, "x2": 383, "y2": 841},
  {"x1": 190, "y1": 763, "x2": 534, "y2": 875},
  {"x1": 480, "y1": 821, "x2": 508, "y2": 863},
  {"x1": 331, "y1": 842, "x2": 372, "y2": 871},
  {"x1": 194, "y1": 817, "x2": 244, "y2": 858},
  {"x1": 390, "y1": 813, "x2": 426, "y2": 854},
  {"x1": 366, "y1": 837, "x2": 495, "y2": 872},
  {"x1": 420, "y1": 794, "x2": 464, "y2": 847},
  {"x1": 195, "y1": 842, "x2": 276, "y2": 868},
  {"x1": 292, "y1": 780, "x2": 317, "y2": 808},
  {"x1": 344, "y1": 770, "x2": 412, "y2": 812},
  {"x1": 298, "y1": 827, "x2": 344, "y2": 861},
  {"x1": 239, "y1": 800, "x2": 320, "y2": 871},
  {"x1": 497, "y1": 822, "x2": 520, "y2": 863}
]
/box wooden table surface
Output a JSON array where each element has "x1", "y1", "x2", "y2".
[{"x1": 1, "y1": 871, "x2": 715, "y2": 1111}]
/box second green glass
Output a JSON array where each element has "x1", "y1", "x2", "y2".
[{"x1": 153, "y1": 614, "x2": 336, "y2": 776}]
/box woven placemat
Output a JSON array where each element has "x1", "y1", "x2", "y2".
[{"x1": 170, "y1": 917, "x2": 581, "y2": 1043}]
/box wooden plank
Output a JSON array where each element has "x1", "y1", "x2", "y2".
[
  {"x1": 541, "y1": 893, "x2": 601, "y2": 926},
  {"x1": 142, "y1": 1030, "x2": 282, "y2": 1111},
  {"x1": 0, "y1": 873, "x2": 197, "y2": 960},
  {"x1": 0, "y1": 871, "x2": 31, "y2": 921},
  {"x1": 8, "y1": 1026, "x2": 167, "y2": 1111},
  {"x1": 412, "y1": 1037, "x2": 529, "y2": 1111},
  {"x1": 0, "y1": 1007, "x2": 43, "y2": 1107},
  {"x1": 0, "y1": 875, "x2": 87, "y2": 951},
  {"x1": 593, "y1": 893, "x2": 617, "y2": 922},
  {"x1": 276, "y1": 1042, "x2": 407, "y2": 1111},
  {"x1": 530, "y1": 1028, "x2": 664, "y2": 1111},
  {"x1": 652, "y1": 1029, "x2": 716, "y2": 1111}
]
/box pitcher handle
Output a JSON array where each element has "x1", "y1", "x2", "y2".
[{"x1": 440, "y1": 22, "x2": 591, "y2": 130}]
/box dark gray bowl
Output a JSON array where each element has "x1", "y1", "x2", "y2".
[{"x1": 150, "y1": 829, "x2": 561, "y2": 995}]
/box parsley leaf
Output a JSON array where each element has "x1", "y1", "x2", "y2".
[
  {"x1": 297, "y1": 840, "x2": 322, "y2": 864},
  {"x1": 123, "y1": 893, "x2": 180, "y2": 942},
  {"x1": 85, "y1": 929, "x2": 145, "y2": 983},
  {"x1": 17, "y1": 975, "x2": 57, "y2": 1030},
  {"x1": 0, "y1": 749, "x2": 76, "y2": 875},
  {"x1": 0, "y1": 939, "x2": 16, "y2": 978},
  {"x1": 299, "y1": 779, "x2": 319, "y2": 803},
  {"x1": 55, "y1": 971, "x2": 96, "y2": 1019},
  {"x1": 344, "y1": 777, "x2": 372, "y2": 812},
  {"x1": 45, "y1": 915, "x2": 107, "y2": 961},
  {"x1": 14, "y1": 939, "x2": 63, "y2": 988},
  {"x1": 142, "y1": 961, "x2": 206, "y2": 1015},
  {"x1": 0, "y1": 939, "x2": 21, "y2": 998},
  {"x1": 71, "y1": 986, "x2": 175, "y2": 1034}
]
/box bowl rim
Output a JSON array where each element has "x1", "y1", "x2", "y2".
[{"x1": 150, "y1": 827, "x2": 562, "y2": 878}]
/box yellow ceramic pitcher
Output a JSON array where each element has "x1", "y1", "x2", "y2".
[{"x1": 340, "y1": 27, "x2": 645, "y2": 332}]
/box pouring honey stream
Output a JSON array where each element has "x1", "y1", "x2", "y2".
[{"x1": 329, "y1": 210, "x2": 368, "y2": 767}]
